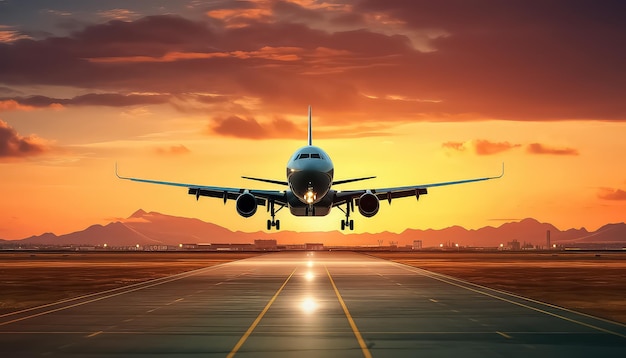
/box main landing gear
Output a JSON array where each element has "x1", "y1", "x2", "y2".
[
  {"x1": 338, "y1": 200, "x2": 354, "y2": 231},
  {"x1": 267, "y1": 199, "x2": 284, "y2": 230}
]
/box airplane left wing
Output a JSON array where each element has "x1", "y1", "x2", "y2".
[
  {"x1": 115, "y1": 164, "x2": 287, "y2": 205},
  {"x1": 333, "y1": 163, "x2": 504, "y2": 206}
]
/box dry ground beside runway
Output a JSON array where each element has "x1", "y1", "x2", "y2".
[
  {"x1": 0, "y1": 252, "x2": 263, "y2": 314},
  {"x1": 368, "y1": 251, "x2": 626, "y2": 324}
]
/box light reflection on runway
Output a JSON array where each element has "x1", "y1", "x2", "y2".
[{"x1": 0, "y1": 251, "x2": 625, "y2": 357}]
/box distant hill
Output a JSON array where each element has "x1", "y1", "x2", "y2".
[{"x1": 12, "y1": 209, "x2": 626, "y2": 248}]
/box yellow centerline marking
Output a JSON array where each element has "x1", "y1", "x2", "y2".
[
  {"x1": 226, "y1": 268, "x2": 296, "y2": 358},
  {"x1": 325, "y1": 265, "x2": 372, "y2": 358}
]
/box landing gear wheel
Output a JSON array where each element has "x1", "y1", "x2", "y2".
[
  {"x1": 339, "y1": 200, "x2": 355, "y2": 231},
  {"x1": 267, "y1": 200, "x2": 283, "y2": 230}
]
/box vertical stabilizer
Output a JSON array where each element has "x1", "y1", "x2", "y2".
[{"x1": 308, "y1": 105, "x2": 312, "y2": 146}]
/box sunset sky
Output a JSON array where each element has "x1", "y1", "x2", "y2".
[{"x1": 1, "y1": 0, "x2": 625, "y2": 240}]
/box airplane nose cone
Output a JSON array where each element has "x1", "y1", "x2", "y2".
[{"x1": 289, "y1": 170, "x2": 331, "y2": 204}]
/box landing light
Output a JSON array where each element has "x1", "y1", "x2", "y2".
[
  {"x1": 305, "y1": 189, "x2": 316, "y2": 204},
  {"x1": 305, "y1": 271, "x2": 314, "y2": 281}
]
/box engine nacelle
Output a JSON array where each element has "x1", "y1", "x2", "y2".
[
  {"x1": 236, "y1": 192, "x2": 257, "y2": 218},
  {"x1": 358, "y1": 191, "x2": 379, "y2": 217}
]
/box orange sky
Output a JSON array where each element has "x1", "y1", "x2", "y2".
[{"x1": 1, "y1": 0, "x2": 625, "y2": 239}]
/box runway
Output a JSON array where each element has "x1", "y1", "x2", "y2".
[{"x1": 1, "y1": 251, "x2": 624, "y2": 357}]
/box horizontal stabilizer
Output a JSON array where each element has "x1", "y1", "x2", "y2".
[
  {"x1": 333, "y1": 176, "x2": 376, "y2": 185},
  {"x1": 242, "y1": 176, "x2": 289, "y2": 186}
]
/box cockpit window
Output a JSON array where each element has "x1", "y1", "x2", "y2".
[{"x1": 297, "y1": 153, "x2": 324, "y2": 159}]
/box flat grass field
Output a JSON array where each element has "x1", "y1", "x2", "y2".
[
  {"x1": 368, "y1": 251, "x2": 626, "y2": 324},
  {"x1": 1, "y1": 251, "x2": 624, "y2": 324}
]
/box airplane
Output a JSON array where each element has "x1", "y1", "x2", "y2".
[{"x1": 116, "y1": 106, "x2": 504, "y2": 231}]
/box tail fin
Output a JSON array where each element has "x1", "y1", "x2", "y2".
[{"x1": 307, "y1": 105, "x2": 312, "y2": 146}]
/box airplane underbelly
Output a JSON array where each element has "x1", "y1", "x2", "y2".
[{"x1": 287, "y1": 192, "x2": 332, "y2": 216}]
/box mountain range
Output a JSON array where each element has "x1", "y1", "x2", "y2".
[{"x1": 3, "y1": 209, "x2": 625, "y2": 248}]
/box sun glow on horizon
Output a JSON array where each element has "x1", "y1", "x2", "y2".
[{"x1": 0, "y1": 1, "x2": 624, "y2": 240}]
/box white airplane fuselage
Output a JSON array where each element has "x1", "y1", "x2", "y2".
[{"x1": 286, "y1": 145, "x2": 334, "y2": 216}]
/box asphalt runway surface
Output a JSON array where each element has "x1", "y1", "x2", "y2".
[{"x1": 1, "y1": 251, "x2": 625, "y2": 357}]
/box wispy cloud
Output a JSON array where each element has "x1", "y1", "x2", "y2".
[
  {"x1": 210, "y1": 115, "x2": 305, "y2": 140},
  {"x1": 526, "y1": 143, "x2": 579, "y2": 156},
  {"x1": 3, "y1": 93, "x2": 169, "y2": 108},
  {"x1": 154, "y1": 145, "x2": 191, "y2": 156},
  {"x1": 443, "y1": 140, "x2": 580, "y2": 156},
  {"x1": 0, "y1": 25, "x2": 31, "y2": 43},
  {"x1": 442, "y1": 139, "x2": 521, "y2": 155},
  {"x1": 474, "y1": 140, "x2": 521, "y2": 155},
  {"x1": 97, "y1": 8, "x2": 140, "y2": 21}
]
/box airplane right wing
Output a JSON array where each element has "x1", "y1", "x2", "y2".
[{"x1": 333, "y1": 163, "x2": 504, "y2": 206}]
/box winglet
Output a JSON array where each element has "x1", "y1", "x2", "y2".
[
  {"x1": 307, "y1": 105, "x2": 312, "y2": 146},
  {"x1": 115, "y1": 162, "x2": 128, "y2": 180},
  {"x1": 497, "y1": 162, "x2": 505, "y2": 178}
]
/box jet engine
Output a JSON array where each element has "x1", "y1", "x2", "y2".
[
  {"x1": 358, "y1": 191, "x2": 379, "y2": 217},
  {"x1": 236, "y1": 192, "x2": 257, "y2": 217}
]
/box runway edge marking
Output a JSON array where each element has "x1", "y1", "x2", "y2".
[
  {"x1": 0, "y1": 255, "x2": 261, "y2": 320},
  {"x1": 0, "y1": 261, "x2": 238, "y2": 327},
  {"x1": 226, "y1": 268, "x2": 297, "y2": 358},
  {"x1": 325, "y1": 265, "x2": 373, "y2": 358},
  {"x1": 363, "y1": 253, "x2": 626, "y2": 330},
  {"x1": 388, "y1": 260, "x2": 626, "y2": 339}
]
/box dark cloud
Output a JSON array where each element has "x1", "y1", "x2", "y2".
[
  {"x1": 355, "y1": 0, "x2": 626, "y2": 120},
  {"x1": 0, "y1": 3, "x2": 623, "y2": 122},
  {"x1": 0, "y1": 86, "x2": 21, "y2": 95},
  {"x1": 5, "y1": 93, "x2": 170, "y2": 108},
  {"x1": 272, "y1": 1, "x2": 325, "y2": 23},
  {"x1": 526, "y1": 143, "x2": 579, "y2": 156},
  {"x1": 0, "y1": 119, "x2": 49, "y2": 159},
  {"x1": 597, "y1": 187, "x2": 626, "y2": 201}
]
